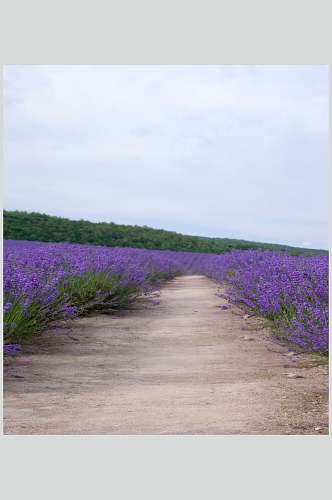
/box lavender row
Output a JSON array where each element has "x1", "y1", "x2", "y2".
[
  {"x1": 3, "y1": 240, "x2": 328, "y2": 354},
  {"x1": 197, "y1": 250, "x2": 328, "y2": 353}
]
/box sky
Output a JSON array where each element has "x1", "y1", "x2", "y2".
[{"x1": 4, "y1": 65, "x2": 329, "y2": 249}]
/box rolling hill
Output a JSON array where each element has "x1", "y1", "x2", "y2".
[{"x1": 3, "y1": 210, "x2": 327, "y2": 256}]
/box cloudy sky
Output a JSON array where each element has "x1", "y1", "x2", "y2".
[{"x1": 4, "y1": 65, "x2": 329, "y2": 249}]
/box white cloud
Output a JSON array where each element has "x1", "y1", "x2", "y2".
[{"x1": 4, "y1": 65, "x2": 329, "y2": 249}]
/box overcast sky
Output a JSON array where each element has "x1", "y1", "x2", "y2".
[{"x1": 4, "y1": 65, "x2": 329, "y2": 249}]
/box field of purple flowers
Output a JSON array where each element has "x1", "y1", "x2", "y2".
[{"x1": 4, "y1": 240, "x2": 328, "y2": 355}]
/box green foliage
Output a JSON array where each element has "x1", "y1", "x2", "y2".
[
  {"x1": 4, "y1": 298, "x2": 59, "y2": 343},
  {"x1": 4, "y1": 210, "x2": 327, "y2": 256},
  {"x1": 58, "y1": 271, "x2": 140, "y2": 314}
]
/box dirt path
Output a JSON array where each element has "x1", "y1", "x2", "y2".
[{"x1": 3, "y1": 276, "x2": 328, "y2": 435}]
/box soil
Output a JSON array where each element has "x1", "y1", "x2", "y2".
[{"x1": 3, "y1": 275, "x2": 329, "y2": 435}]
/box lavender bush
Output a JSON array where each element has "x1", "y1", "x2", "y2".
[
  {"x1": 198, "y1": 251, "x2": 328, "y2": 353},
  {"x1": 3, "y1": 240, "x2": 328, "y2": 354}
]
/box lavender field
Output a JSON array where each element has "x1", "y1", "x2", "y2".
[{"x1": 3, "y1": 240, "x2": 329, "y2": 355}]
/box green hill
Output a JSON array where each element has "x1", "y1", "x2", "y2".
[{"x1": 3, "y1": 210, "x2": 327, "y2": 256}]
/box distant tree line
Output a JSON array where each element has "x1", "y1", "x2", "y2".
[{"x1": 3, "y1": 211, "x2": 327, "y2": 256}]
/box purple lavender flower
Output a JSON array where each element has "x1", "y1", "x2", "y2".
[
  {"x1": 4, "y1": 343, "x2": 22, "y2": 356},
  {"x1": 3, "y1": 240, "x2": 328, "y2": 354}
]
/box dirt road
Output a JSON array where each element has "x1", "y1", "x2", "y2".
[{"x1": 3, "y1": 276, "x2": 328, "y2": 435}]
